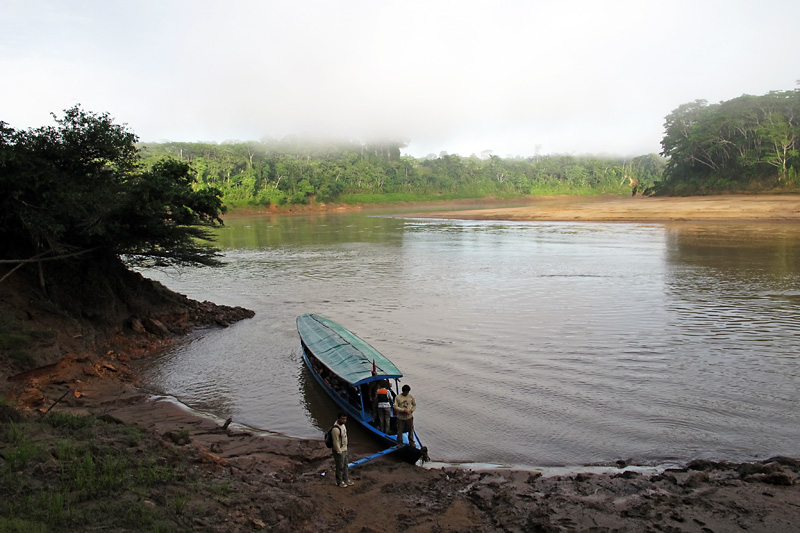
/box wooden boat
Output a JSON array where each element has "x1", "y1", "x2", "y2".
[{"x1": 296, "y1": 313, "x2": 423, "y2": 452}]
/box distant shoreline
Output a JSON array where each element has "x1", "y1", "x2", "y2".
[
  {"x1": 223, "y1": 194, "x2": 800, "y2": 222},
  {"x1": 410, "y1": 194, "x2": 800, "y2": 222}
]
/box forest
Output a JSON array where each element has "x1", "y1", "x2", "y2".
[
  {"x1": 137, "y1": 87, "x2": 798, "y2": 207},
  {"x1": 659, "y1": 88, "x2": 799, "y2": 194},
  {"x1": 137, "y1": 141, "x2": 665, "y2": 208}
]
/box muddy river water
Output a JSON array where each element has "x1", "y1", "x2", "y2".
[{"x1": 138, "y1": 208, "x2": 800, "y2": 468}]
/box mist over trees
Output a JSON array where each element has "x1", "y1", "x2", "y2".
[
  {"x1": 138, "y1": 140, "x2": 665, "y2": 208},
  {"x1": 135, "y1": 87, "x2": 799, "y2": 204},
  {"x1": 658, "y1": 88, "x2": 799, "y2": 194}
]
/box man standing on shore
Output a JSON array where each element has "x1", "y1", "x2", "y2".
[
  {"x1": 393, "y1": 384, "x2": 416, "y2": 448},
  {"x1": 331, "y1": 412, "x2": 352, "y2": 487}
]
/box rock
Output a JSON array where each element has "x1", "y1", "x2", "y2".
[
  {"x1": 739, "y1": 461, "x2": 784, "y2": 477},
  {"x1": 683, "y1": 471, "x2": 709, "y2": 487},
  {"x1": 129, "y1": 317, "x2": 147, "y2": 334},
  {"x1": 614, "y1": 471, "x2": 642, "y2": 480},
  {"x1": 650, "y1": 473, "x2": 678, "y2": 485},
  {"x1": 82, "y1": 365, "x2": 100, "y2": 377},
  {"x1": 16, "y1": 387, "x2": 45, "y2": 407},
  {"x1": 687, "y1": 459, "x2": 719, "y2": 471},
  {"x1": 143, "y1": 318, "x2": 170, "y2": 337},
  {"x1": 766, "y1": 456, "x2": 800, "y2": 469},
  {"x1": 527, "y1": 472, "x2": 543, "y2": 483},
  {"x1": 762, "y1": 472, "x2": 794, "y2": 486}
]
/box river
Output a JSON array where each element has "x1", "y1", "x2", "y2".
[{"x1": 137, "y1": 207, "x2": 800, "y2": 468}]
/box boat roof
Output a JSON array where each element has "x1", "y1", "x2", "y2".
[{"x1": 297, "y1": 313, "x2": 403, "y2": 386}]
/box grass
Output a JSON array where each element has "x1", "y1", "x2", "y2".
[
  {"x1": 0, "y1": 407, "x2": 234, "y2": 531},
  {"x1": 338, "y1": 191, "x2": 490, "y2": 205}
]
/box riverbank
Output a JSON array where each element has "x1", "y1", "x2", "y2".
[
  {"x1": 6, "y1": 374, "x2": 800, "y2": 531},
  {"x1": 413, "y1": 193, "x2": 800, "y2": 222},
  {"x1": 224, "y1": 193, "x2": 800, "y2": 222}
]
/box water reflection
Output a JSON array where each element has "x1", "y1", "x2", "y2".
[{"x1": 136, "y1": 332, "x2": 238, "y2": 417}]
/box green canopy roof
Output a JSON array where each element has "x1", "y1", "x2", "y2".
[{"x1": 297, "y1": 314, "x2": 403, "y2": 386}]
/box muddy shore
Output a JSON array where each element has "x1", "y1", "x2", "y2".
[
  {"x1": 3, "y1": 194, "x2": 800, "y2": 531},
  {"x1": 10, "y1": 372, "x2": 800, "y2": 532}
]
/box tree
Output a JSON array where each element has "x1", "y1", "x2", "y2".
[
  {"x1": 762, "y1": 112, "x2": 798, "y2": 180},
  {"x1": 658, "y1": 88, "x2": 800, "y2": 193},
  {"x1": 0, "y1": 106, "x2": 225, "y2": 272}
]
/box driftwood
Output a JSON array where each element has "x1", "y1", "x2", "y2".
[{"x1": 40, "y1": 388, "x2": 73, "y2": 417}]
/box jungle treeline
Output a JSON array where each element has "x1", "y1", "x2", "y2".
[
  {"x1": 137, "y1": 141, "x2": 665, "y2": 208},
  {"x1": 137, "y1": 88, "x2": 799, "y2": 207}
]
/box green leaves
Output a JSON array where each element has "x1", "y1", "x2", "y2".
[
  {"x1": 659, "y1": 89, "x2": 800, "y2": 192},
  {"x1": 0, "y1": 106, "x2": 225, "y2": 267}
]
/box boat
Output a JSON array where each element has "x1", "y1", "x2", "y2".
[{"x1": 296, "y1": 313, "x2": 424, "y2": 456}]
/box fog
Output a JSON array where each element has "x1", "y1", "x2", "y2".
[{"x1": 1, "y1": 0, "x2": 797, "y2": 158}]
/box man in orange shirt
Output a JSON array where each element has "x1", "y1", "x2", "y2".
[{"x1": 375, "y1": 381, "x2": 392, "y2": 434}]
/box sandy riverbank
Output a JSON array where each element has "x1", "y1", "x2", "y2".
[{"x1": 414, "y1": 194, "x2": 800, "y2": 222}]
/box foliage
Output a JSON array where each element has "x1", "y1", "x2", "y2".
[
  {"x1": 657, "y1": 89, "x2": 800, "y2": 194},
  {"x1": 0, "y1": 106, "x2": 225, "y2": 268},
  {"x1": 138, "y1": 140, "x2": 667, "y2": 207}
]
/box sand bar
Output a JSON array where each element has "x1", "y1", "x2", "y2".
[{"x1": 416, "y1": 194, "x2": 800, "y2": 222}]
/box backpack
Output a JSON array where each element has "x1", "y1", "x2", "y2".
[{"x1": 324, "y1": 424, "x2": 338, "y2": 448}]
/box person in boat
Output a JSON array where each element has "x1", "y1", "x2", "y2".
[
  {"x1": 331, "y1": 412, "x2": 353, "y2": 488},
  {"x1": 393, "y1": 384, "x2": 416, "y2": 448},
  {"x1": 375, "y1": 381, "x2": 392, "y2": 434},
  {"x1": 368, "y1": 379, "x2": 379, "y2": 418}
]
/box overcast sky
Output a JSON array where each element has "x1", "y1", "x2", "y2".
[{"x1": 2, "y1": 0, "x2": 798, "y2": 158}]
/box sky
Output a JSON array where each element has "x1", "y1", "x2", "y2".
[{"x1": 1, "y1": 0, "x2": 798, "y2": 159}]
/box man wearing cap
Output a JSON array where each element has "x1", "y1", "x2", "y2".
[{"x1": 393, "y1": 384, "x2": 416, "y2": 448}]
